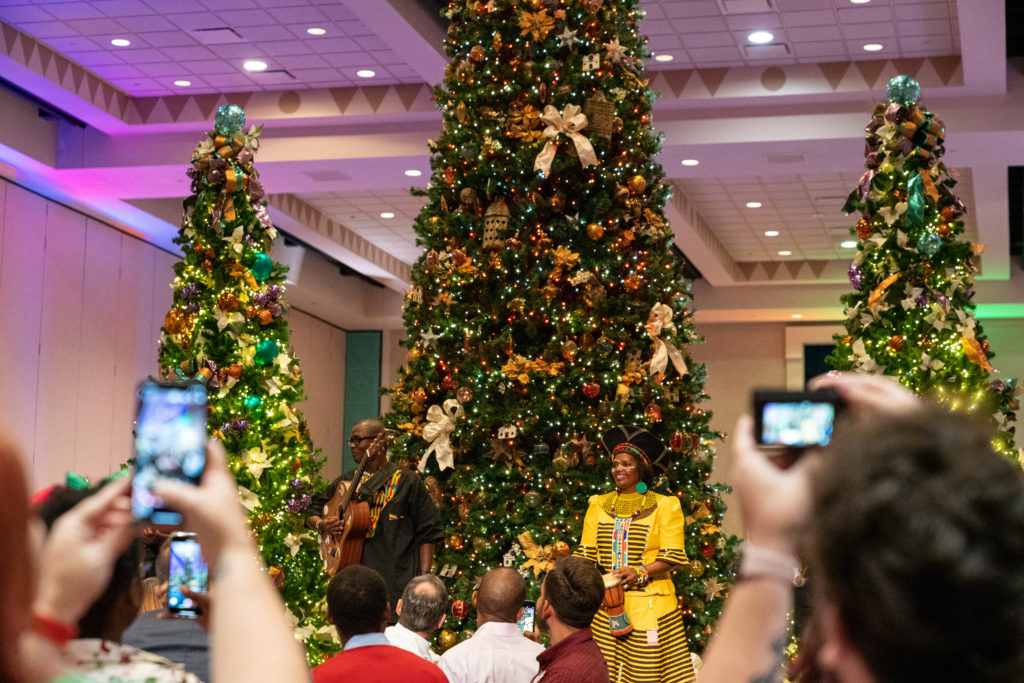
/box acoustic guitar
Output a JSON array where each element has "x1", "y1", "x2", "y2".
[{"x1": 318, "y1": 431, "x2": 388, "y2": 576}]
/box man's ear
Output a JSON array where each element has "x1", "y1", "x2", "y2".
[
  {"x1": 395, "y1": 598, "x2": 403, "y2": 617},
  {"x1": 326, "y1": 611, "x2": 334, "y2": 625},
  {"x1": 471, "y1": 592, "x2": 478, "y2": 608},
  {"x1": 435, "y1": 612, "x2": 447, "y2": 631},
  {"x1": 515, "y1": 606, "x2": 524, "y2": 621}
]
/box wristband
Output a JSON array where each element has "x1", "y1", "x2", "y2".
[
  {"x1": 635, "y1": 564, "x2": 650, "y2": 588},
  {"x1": 32, "y1": 613, "x2": 78, "y2": 644},
  {"x1": 737, "y1": 543, "x2": 800, "y2": 586}
]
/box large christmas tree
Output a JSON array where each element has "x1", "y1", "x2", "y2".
[
  {"x1": 384, "y1": 0, "x2": 737, "y2": 652},
  {"x1": 157, "y1": 105, "x2": 336, "y2": 660},
  {"x1": 829, "y1": 76, "x2": 1021, "y2": 461}
]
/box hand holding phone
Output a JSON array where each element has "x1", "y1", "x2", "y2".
[
  {"x1": 167, "y1": 534, "x2": 209, "y2": 619},
  {"x1": 753, "y1": 389, "x2": 844, "y2": 449},
  {"x1": 517, "y1": 601, "x2": 536, "y2": 634}
]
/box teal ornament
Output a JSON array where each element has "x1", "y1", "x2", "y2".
[
  {"x1": 254, "y1": 339, "x2": 280, "y2": 366},
  {"x1": 215, "y1": 104, "x2": 246, "y2": 135},
  {"x1": 251, "y1": 252, "x2": 274, "y2": 281},
  {"x1": 635, "y1": 482, "x2": 648, "y2": 494},
  {"x1": 886, "y1": 75, "x2": 920, "y2": 106},
  {"x1": 918, "y1": 231, "x2": 942, "y2": 256},
  {"x1": 243, "y1": 395, "x2": 263, "y2": 410}
]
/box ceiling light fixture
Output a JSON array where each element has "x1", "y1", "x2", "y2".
[
  {"x1": 306, "y1": 27, "x2": 326, "y2": 35},
  {"x1": 746, "y1": 201, "x2": 762, "y2": 208},
  {"x1": 405, "y1": 169, "x2": 422, "y2": 177},
  {"x1": 850, "y1": 0, "x2": 871, "y2": 4},
  {"x1": 747, "y1": 31, "x2": 774, "y2": 44},
  {"x1": 356, "y1": 69, "x2": 376, "y2": 78},
  {"x1": 791, "y1": 313, "x2": 804, "y2": 319},
  {"x1": 173, "y1": 80, "x2": 192, "y2": 87},
  {"x1": 111, "y1": 38, "x2": 131, "y2": 47},
  {"x1": 862, "y1": 43, "x2": 884, "y2": 52},
  {"x1": 764, "y1": 230, "x2": 779, "y2": 237},
  {"x1": 380, "y1": 212, "x2": 395, "y2": 219},
  {"x1": 778, "y1": 250, "x2": 792, "y2": 256},
  {"x1": 244, "y1": 60, "x2": 268, "y2": 71},
  {"x1": 653, "y1": 54, "x2": 674, "y2": 62},
  {"x1": 681, "y1": 159, "x2": 700, "y2": 166},
  {"x1": 840, "y1": 240, "x2": 857, "y2": 248}
]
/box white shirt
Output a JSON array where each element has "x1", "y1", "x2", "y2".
[
  {"x1": 438, "y1": 621, "x2": 544, "y2": 683},
  {"x1": 385, "y1": 623, "x2": 441, "y2": 663}
]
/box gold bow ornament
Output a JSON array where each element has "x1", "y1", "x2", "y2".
[
  {"x1": 645, "y1": 303, "x2": 688, "y2": 378},
  {"x1": 533, "y1": 104, "x2": 599, "y2": 178},
  {"x1": 517, "y1": 531, "x2": 560, "y2": 576},
  {"x1": 420, "y1": 398, "x2": 464, "y2": 472}
]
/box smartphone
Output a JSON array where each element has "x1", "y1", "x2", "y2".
[
  {"x1": 167, "y1": 534, "x2": 208, "y2": 619},
  {"x1": 132, "y1": 381, "x2": 208, "y2": 526},
  {"x1": 753, "y1": 389, "x2": 844, "y2": 448},
  {"x1": 517, "y1": 601, "x2": 536, "y2": 634}
]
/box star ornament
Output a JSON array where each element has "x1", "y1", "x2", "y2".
[
  {"x1": 557, "y1": 28, "x2": 579, "y2": 49},
  {"x1": 421, "y1": 330, "x2": 441, "y2": 348},
  {"x1": 703, "y1": 576, "x2": 726, "y2": 601},
  {"x1": 603, "y1": 37, "x2": 627, "y2": 63}
]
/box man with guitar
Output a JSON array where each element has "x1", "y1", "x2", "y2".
[{"x1": 305, "y1": 419, "x2": 443, "y2": 620}]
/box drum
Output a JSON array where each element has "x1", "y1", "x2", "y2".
[{"x1": 601, "y1": 573, "x2": 633, "y2": 637}]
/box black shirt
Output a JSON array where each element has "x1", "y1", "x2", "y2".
[{"x1": 309, "y1": 462, "x2": 444, "y2": 610}]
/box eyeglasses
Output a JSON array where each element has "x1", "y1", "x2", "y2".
[{"x1": 349, "y1": 435, "x2": 375, "y2": 446}]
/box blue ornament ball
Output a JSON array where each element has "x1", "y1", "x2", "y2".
[
  {"x1": 886, "y1": 75, "x2": 920, "y2": 106},
  {"x1": 215, "y1": 104, "x2": 246, "y2": 135},
  {"x1": 918, "y1": 231, "x2": 942, "y2": 256},
  {"x1": 251, "y1": 252, "x2": 274, "y2": 281},
  {"x1": 254, "y1": 339, "x2": 280, "y2": 366},
  {"x1": 243, "y1": 395, "x2": 263, "y2": 410}
]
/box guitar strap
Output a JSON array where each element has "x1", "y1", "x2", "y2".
[{"x1": 353, "y1": 462, "x2": 398, "y2": 502}]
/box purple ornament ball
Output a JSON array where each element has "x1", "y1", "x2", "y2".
[
  {"x1": 290, "y1": 478, "x2": 304, "y2": 488},
  {"x1": 286, "y1": 498, "x2": 303, "y2": 513},
  {"x1": 268, "y1": 303, "x2": 283, "y2": 318},
  {"x1": 253, "y1": 292, "x2": 269, "y2": 307},
  {"x1": 848, "y1": 264, "x2": 864, "y2": 290},
  {"x1": 267, "y1": 284, "x2": 282, "y2": 301}
]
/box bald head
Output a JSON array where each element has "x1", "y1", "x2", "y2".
[
  {"x1": 475, "y1": 568, "x2": 526, "y2": 624},
  {"x1": 355, "y1": 419, "x2": 385, "y2": 435}
]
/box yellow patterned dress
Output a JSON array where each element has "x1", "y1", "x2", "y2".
[{"x1": 574, "y1": 491, "x2": 695, "y2": 683}]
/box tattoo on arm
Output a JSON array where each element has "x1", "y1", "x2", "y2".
[{"x1": 747, "y1": 630, "x2": 789, "y2": 683}]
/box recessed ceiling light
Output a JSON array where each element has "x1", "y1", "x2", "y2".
[
  {"x1": 748, "y1": 31, "x2": 774, "y2": 44},
  {"x1": 244, "y1": 60, "x2": 268, "y2": 72},
  {"x1": 173, "y1": 80, "x2": 191, "y2": 87},
  {"x1": 850, "y1": 0, "x2": 871, "y2": 4},
  {"x1": 764, "y1": 230, "x2": 779, "y2": 237},
  {"x1": 380, "y1": 212, "x2": 395, "y2": 219},
  {"x1": 840, "y1": 240, "x2": 857, "y2": 248},
  {"x1": 306, "y1": 27, "x2": 326, "y2": 35},
  {"x1": 111, "y1": 38, "x2": 131, "y2": 47},
  {"x1": 746, "y1": 201, "x2": 762, "y2": 208},
  {"x1": 778, "y1": 250, "x2": 792, "y2": 256},
  {"x1": 862, "y1": 43, "x2": 884, "y2": 52},
  {"x1": 654, "y1": 54, "x2": 674, "y2": 63},
  {"x1": 681, "y1": 159, "x2": 700, "y2": 166},
  {"x1": 356, "y1": 69, "x2": 376, "y2": 78},
  {"x1": 791, "y1": 313, "x2": 804, "y2": 319},
  {"x1": 405, "y1": 169, "x2": 422, "y2": 177}
]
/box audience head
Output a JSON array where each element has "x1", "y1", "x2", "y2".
[
  {"x1": 326, "y1": 565, "x2": 390, "y2": 642},
  {"x1": 807, "y1": 404, "x2": 1024, "y2": 682},
  {"x1": 0, "y1": 431, "x2": 31, "y2": 682},
  {"x1": 397, "y1": 574, "x2": 448, "y2": 635},
  {"x1": 537, "y1": 556, "x2": 603, "y2": 631},
  {"x1": 473, "y1": 567, "x2": 526, "y2": 625},
  {"x1": 36, "y1": 486, "x2": 144, "y2": 641}
]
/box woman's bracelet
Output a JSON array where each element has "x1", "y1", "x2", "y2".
[
  {"x1": 635, "y1": 564, "x2": 650, "y2": 588},
  {"x1": 737, "y1": 542, "x2": 800, "y2": 586}
]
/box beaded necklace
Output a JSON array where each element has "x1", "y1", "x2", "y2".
[{"x1": 608, "y1": 491, "x2": 651, "y2": 570}]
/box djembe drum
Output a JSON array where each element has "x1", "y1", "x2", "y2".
[{"x1": 601, "y1": 573, "x2": 633, "y2": 637}]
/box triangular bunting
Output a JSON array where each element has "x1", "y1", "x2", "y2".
[
  {"x1": 100, "y1": 84, "x2": 115, "y2": 111},
  {"x1": 362, "y1": 85, "x2": 389, "y2": 112},
  {"x1": 116, "y1": 92, "x2": 130, "y2": 118},
  {"x1": 329, "y1": 86, "x2": 355, "y2": 113},
  {"x1": 891, "y1": 58, "x2": 925, "y2": 79},
  {"x1": 784, "y1": 260, "x2": 804, "y2": 278},
  {"x1": 194, "y1": 93, "x2": 221, "y2": 121},
  {"x1": 1, "y1": 23, "x2": 18, "y2": 55},
  {"x1": 817, "y1": 61, "x2": 850, "y2": 91},
  {"x1": 854, "y1": 59, "x2": 887, "y2": 89},
  {"x1": 54, "y1": 55, "x2": 70, "y2": 84},
  {"x1": 19, "y1": 35, "x2": 36, "y2": 66},
  {"x1": 38, "y1": 45, "x2": 53, "y2": 75},
  {"x1": 930, "y1": 56, "x2": 961, "y2": 86},
  {"x1": 394, "y1": 84, "x2": 422, "y2": 110},
  {"x1": 662, "y1": 69, "x2": 693, "y2": 98},
  {"x1": 808, "y1": 260, "x2": 829, "y2": 278},
  {"x1": 71, "y1": 65, "x2": 85, "y2": 94},
  {"x1": 762, "y1": 261, "x2": 780, "y2": 279},
  {"x1": 232, "y1": 91, "x2": 253, "y2": 112},
  {"x1": 133, "y1": 96, "x2": 159, "y2": 123},
  {"x1": 163, "y1": 95, "x2": 190, "y2": 122},
  {"x1": 696, "y1": 67, "x2": 729, "y2": 96},
  {"x1": 85, "y1": 74, "x2": 101, "y2": 103},
  {"x1": 737, "y1": 262, "x2": 757, "y2": 281}
]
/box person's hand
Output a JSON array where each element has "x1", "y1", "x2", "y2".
[
  {"x1": 154, "y1": 440, "x2": 254, "y2": 568},
  {"x1": 731, "y1": 415, "x2": 818, "y2": 556},
  {"x1": 612, "y1": 566, "x2": 639, "y2": 584},
  {"x1": 809, "y1": 371, "x2": 918, "y2": 419},
  {"x1": 318, "y1": 517, "x2": 344, "y2": 535},
  {"x1": 522, "y1": 629, "x2": 542, "y2": 644},
  {"x1": 34, "y1": 476, "x2": 136, "y2": 623},
  {"x1": 180, "y1": 586, "x2": 211, "y2": 631}
]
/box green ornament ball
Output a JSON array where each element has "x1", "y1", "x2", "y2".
[
  {"x1": 886, "y1": 75, "x2": 920, "y2": 106},
  {"x1": 251, "y1": 252, "x2": 274, "y2": 281},
  {"x1": 215, "y1": 104, "x2": 246, "y2": 135},
  {"x1": 244, "y1": 395, "x2": 263, "y2": 410},
  {"x1": 918, "y1": 231, "x2": 942, "y2": 256},
  {"x1": 254, "y1": 339, "x2": 280, "y2": 366}
]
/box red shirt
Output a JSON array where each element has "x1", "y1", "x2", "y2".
[
  {"x1": 532, "y1": 629, "x2": 609, "y2": 683},
  {"x1": 313, "y1": 644, "x2": 448, "y2": 683}
]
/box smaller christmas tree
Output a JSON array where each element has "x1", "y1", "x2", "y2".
[
  {"x1": 829, "y1": 76, "x2": 1021, "y2": 462},
  {"x1": 158, "y1": 105, "x2": 338, "y2": 660}
]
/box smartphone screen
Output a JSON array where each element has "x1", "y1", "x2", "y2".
[
  {"x1": 754, "y1": 390, "x2": 841, "y2": 448},
  {"x1": 132, "y1": 381, "x2": 208, "y2": 525},
  {"x1": 167, "y1": 535, "x2": 208, "y2": 619},
  {"x1": 517, "y1": 601, "x2": 536, "y2": 634}
]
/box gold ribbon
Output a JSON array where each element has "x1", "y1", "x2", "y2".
[
  {"x1": 868, "y1": 273, "x2": 901, "y2": 308},
  {"x1": 420, "y1": 398, "x2": 464, "y2": 472},
  {"x1": 962, "y1": 337, "x2": 993, "y2": 371},
  {"x1": 534, "y1": 104, "x2": 599, "y2": 177},
  {"x1": 517, "y1": 531, "x2": 555, "y2": 576},
  {"x1": 550, "y1": 246, "x2": 580, "y2": 280},
  {"x1": 645, "y1": 303, "x2": 688, "y2": 377}
]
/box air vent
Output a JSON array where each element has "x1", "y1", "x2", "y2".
[
  {"x1": 251, "y1": 69, "x2": 297, "y2": 83},
  {"x1": 718, "y1": 0, "x2": 773, "y2": 14},
  {"x1": 190, "y1": 27, "x2": 244, "y2": 44},
  {"x1": 744, "y1": 43, "x2": 790, "y2": 59},
  {"x1": 303, "y1": 170, "x2": 351, "y2": 182},
  {"x1": 765, "y1": 153, "x2": 805, "y2": 164}
]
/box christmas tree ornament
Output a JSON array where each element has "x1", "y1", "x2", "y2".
[
  {"x1": 918, "y1": 231, "x2": 942, "y2": 256},
  {"x1": 217, "y1": 292, "x2": 239, "y2": 312},
  {"x1": 628, "y1": 175, "x2": 647, "y2": 194},
  {"x1": 587, "y1": 223, "x2": 605, "y2": 240},
  {"x1": 584, "y1": 91, "x2": 615, "y2": 140},
  {"x1": 889, "y1": 334, "x2": 905, "y2": 351},
  {"x1": 251, "y1": 253, "x2": 273, "y2": 281},
  {"x1": 561, "y1": 340, "x2": 579, "y2": 361},
  {"x1": 257, "y1": 309, "x2": 273, "y2": 326},
  {"x1": 689, "y1": 560, "x2": 705, "y2": 578},
  {"x1": 254, "y1": 338, "x2": 280, "y2": 365},
  {"x1": 701, "y1": 540, "x2": 715, "y2": 559},
  {"x1": 886, "y1": 75, "x2": 921, "y2": 107},
  {"x1": 214, "y1": 104, "x2": 246, "y2": 135},
  {"x1": 523, "y1": 490, "x2": 541, "y2": 507},
  {"x1": 855, "y1": 218, "x2": 873, "y2": 239},
  {"x1": 582, "y1": 382, "x2": 601, "y2": 399},
  {"x1": 452, "y1": 600, "x2": 469, "y2": 619},
  {"x1": 439, "y1": 630, "x2": 457, "y2": 650},
  {"x1": 848, "y1": 264, "x2": 864, "y2": 290},
  {"x1": 483, "y1": 198, "x2": 511, "y2": 250},
  {"x1": 936, "y1": 222, "x2": 951, "y2": 238},
  {"x1": 456, "y1": 385, "x2": 473, "y2": 403},
  {"x1": 469, "y1": 45, "x2": 485, "y2": 63},
  {"x1": 458, "y1": 629, "x2": 475, "y2": 643},
  {"x1": 244, "y1": 394, "x2": 262, "y2": 410}
]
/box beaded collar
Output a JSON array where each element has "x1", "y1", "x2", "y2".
[{"x1": 601, "y1": 491, "x2": 657, "y2": 518}]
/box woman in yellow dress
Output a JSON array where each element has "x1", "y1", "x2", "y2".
[{"x1": 574, "y1": 426, "x2": 695, "y2": 683}]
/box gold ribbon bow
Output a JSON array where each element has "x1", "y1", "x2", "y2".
[
  {"x1": 420, "y1": 398, "x2": 464, "y2": 472},
  {"x1": 517, "y1": 531, "x2": 555, "y2": 576},
  {"x1": 196, "y1": 134, "x2": 249, "y2": 222},
  {"x1": 533, "y1": 104, "x2": 599, "y2": 178},
  {"x1": 550, "y1": 246, "x2": 580, "y2": 280},
  {"x1": 962, "y1": 337, "x2": 993, "y2": 372},
  {"x1": 645, "y1": 303, "x2": 688, "y2": 378}
]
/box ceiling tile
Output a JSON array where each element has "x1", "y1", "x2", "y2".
[{"x1": 41, "y1": 2, "x2": 106, "y2": 20}]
